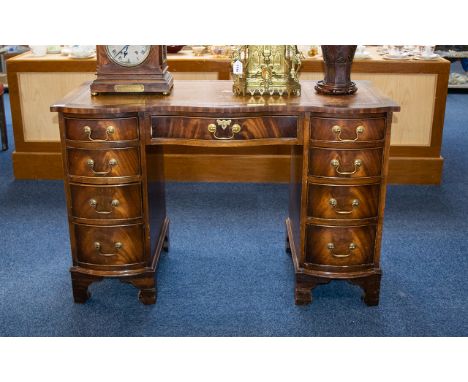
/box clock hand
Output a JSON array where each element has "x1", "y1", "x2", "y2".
[{"x1": 114, "y1": 45, "x2": 129, "y2": 58}]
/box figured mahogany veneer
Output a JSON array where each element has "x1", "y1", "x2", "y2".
[
  {"x1": 65, "y1": 117, "x2": 139, "y2": 142},
  {"x1": 307, "y1": 184, "x2": 380, "y2": 220},
  {"x1": 73, "y1": 223, "x2": 145, "y2": 266},
  {"x1": 51, "y1": 80, "x2": 399, "y2": 306},
  {"x1": 67, "y1": 147, "x2": 140, "y2": 179},
  {"x1": 151, "y1": 115, "x2": 298, "y2": 142},
  {"x1": 304, "y1": 224, "x2": 377, "y2": 269},
  {"x1": 309, "y1": 147, "x2": 383, "y2": 179},
  {"x1": 310, "y1": 117, "x2": 385, "y2": 143},
  {"x1": 70, "y1": 183, "x2": 142, "y2": 220}
]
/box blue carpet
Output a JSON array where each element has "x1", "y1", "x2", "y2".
[{"x1": 0, "y1": 92, "x2": 467, "y2": 336}]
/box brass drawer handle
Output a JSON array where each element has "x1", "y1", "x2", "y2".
[
  {"x1": 207, "y1": 119, "x2": 241, "y2": 140},
  {"x1": 330, "y1": 158, "x2": 362, "y2": 175},
  {"x1": 94, "y1": 241, "x2": 123, "y2": 257},
  {"x1": 329, "y1": 198, "x2": 359, "y2": 214},
  {"x1": 331, "y1": 125, "x2": 364, "y2": 142},
  {"x1": 327, "y1": 242, "x2": 356, "y2": 258},
  {"x1": 86, "y1": 158, "x2": 118, "y2": 175},
  {"x1": 89, "y1": 198, "x2": 120, "y2": 214},
  {"x1": 83, "y1": 125, "x2": 115, "y2": 142}
]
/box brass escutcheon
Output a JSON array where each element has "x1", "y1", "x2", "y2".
[
  {"x1": 331, "y1": 125, "x2": 364, "y2": 142},
  {"x1": 217, "y1": 119, "x2": 232, "y2": 130},
  {"x1": 327, "y1": 242, "x2": 356, "y2": 258},
  {"x1": 83, "y1": 125, "x2": 115, "y2": 142},
  {"x1": 207, "y1": 119, "x2": 242, "y2": 140}
]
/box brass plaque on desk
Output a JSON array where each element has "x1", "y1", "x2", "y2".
[
  {"x1": 232, "y1": 45, "x2": 303, "y2": 96},
  {"x1": 114, "y1": 84, "x2": 145, "y2": 93}
]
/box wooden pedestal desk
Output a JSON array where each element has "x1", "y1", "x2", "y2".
[{"x1": 51, "y1": 80, "x2": 399, "y2": 305}]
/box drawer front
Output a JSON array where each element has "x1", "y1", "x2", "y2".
[
  {"x1": 67, "y1": 147, "x2": 140, "y2": 178},
  {"x1": 74, "y1": 224, "x2": 145, "y2": 266},
  {"x1": 151, "y1": 115, "x2": 298, "y2": 140},
  {"x1": 65, "y1": 117, "x2": 138, "y2": 142},
  {"x1": 309, "y1": 148, "x2": 383, "y2": 178},
  {"x1": 70, "y1": 183, "x2": 142, "y2": 220},
  {"x1": 305, "y1": 224, "x2": 376, "y2": 267},
  {"x1": 310, "y1": 117, "x2": 385, "y2": 142},
  {"x1": 307, "y1": 184, "x2": 380, "y2": 219}
]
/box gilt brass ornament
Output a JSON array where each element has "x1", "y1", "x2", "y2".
[{"x1": 231, "y1": 45, "x2": 303, "y2": 96}]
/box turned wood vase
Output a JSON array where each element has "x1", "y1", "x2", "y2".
[{"x1": 315, "y1": 45, "x2": 358, "y2": 95}]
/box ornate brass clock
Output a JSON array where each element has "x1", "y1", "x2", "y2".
[
  {"x1": 90, "y1": 45, "x2": 174, "y2": 95},
  {"x1": 231, "y1": 45, "x2": 302, "y2": 96}
]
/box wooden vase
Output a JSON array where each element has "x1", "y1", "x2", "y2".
[{"x1": 315, "y1": 45, "x2": 358, "y2": 95}]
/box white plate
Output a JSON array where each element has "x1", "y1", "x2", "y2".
[
  {"x1": 69, "y1": 53, "x2": 95, "y2": 59},
  {"x1": 413, "y1": 54, "x2": 440, "y2": 60},
  {"x1": 354, "y1": 52, "x2": 371, "y2": 59},
  {"x1": 383, "y1": 54, "x2": 411, "y2": 60}
]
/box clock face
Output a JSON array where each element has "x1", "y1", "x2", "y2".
[{"x1": 105, "y1": 45, "x2": 151, "y2": 67}]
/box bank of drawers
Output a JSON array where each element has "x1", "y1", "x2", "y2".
[
  {"x1": 306, "y1": 117, "x2": 386, "y2": 271},
  {"x1": 63, "y1": 116, "x2": 144, "y2": 268}
]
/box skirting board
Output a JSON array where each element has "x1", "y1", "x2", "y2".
[{"x1": 11, "y1": 151, "x2": 444, "y2": 185}]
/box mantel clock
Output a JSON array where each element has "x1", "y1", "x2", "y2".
[
  {"x1": 90, "y1": 45, "x2": 173, "y2": 95},
  {"x1": 231, "y1": 45, "x2": 302, "y2": 96}
]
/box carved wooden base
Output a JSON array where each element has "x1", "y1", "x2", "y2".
[
  {"x1": 293, "y1": 273, "x2": 382, "y2": 306},
  {"x1": 349, "y1": 273, "x2": 382, "y2": 306},
  {"x1": 70, "y1": 270, "x2": 158, "y2": 305},
  {"x1": 294, "y1": 274, "x2": 331, "y2": 305},
  {"x1": 70, "y1": 271, "x2": 103, "y2": 303},
  {"x1": 120, "y1": 272, "x2": 157, "y2": 305}
]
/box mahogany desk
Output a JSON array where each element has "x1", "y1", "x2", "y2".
[{"x1": 51, "y1": 80, "x2": 399, "y2": 305}]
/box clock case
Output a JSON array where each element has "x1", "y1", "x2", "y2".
[{"x1": 90, "y1": 45, "x2": 174, "y2": 95}]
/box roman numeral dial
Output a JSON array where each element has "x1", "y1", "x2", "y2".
[{"x1": 105, "y1": 45, "x2": 151, "y2": 67}]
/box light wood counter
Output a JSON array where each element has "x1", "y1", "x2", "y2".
[{"x1": 7, "y1": 48, "x2": 450, "y2": 183}]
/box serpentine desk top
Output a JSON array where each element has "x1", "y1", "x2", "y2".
[{"x1": 51, "y1": 80, "x2": 400, "y2": 115}]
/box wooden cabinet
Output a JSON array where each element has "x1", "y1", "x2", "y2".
[
  {"x1": 52, "y1": 80, "x2": 398, "y2": 306},
  {"x1": 59, "y1": 112, "x2": 168, "y2": 304}
]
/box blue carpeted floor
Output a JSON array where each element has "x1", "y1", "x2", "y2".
[{"x1": 0, "y1": 91, "x2": 467, "y2": 336}]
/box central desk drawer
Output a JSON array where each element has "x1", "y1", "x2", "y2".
[{"x1": 151, "y1": 116, "x2": 298, "y2": 141}]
